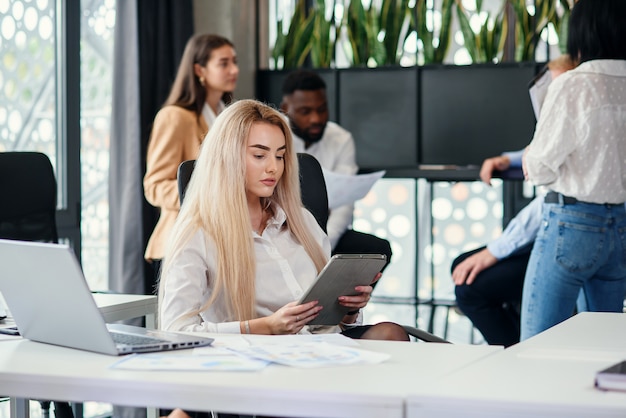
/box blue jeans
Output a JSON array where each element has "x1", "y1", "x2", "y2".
[{"x1": 521, "y1": 200, "x2": 626, "y2": 341}]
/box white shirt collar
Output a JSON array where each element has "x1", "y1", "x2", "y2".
[
  {"x1": 202, "y1": 101, "x2": 226, "y2": 127},
  {"x1": 253, "y1": 203, "x2": 287, "y2": 237},
  {"x1": 573, "y1": 59, "x2": 626, "y2": 77}
]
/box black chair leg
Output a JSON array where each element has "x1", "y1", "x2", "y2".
[
  {"x1": 53, "y1": 401, "x2": 75, "y2": 418},
  {"x1": 40, "y1": 401, "x2": 51, "y2": 418}
]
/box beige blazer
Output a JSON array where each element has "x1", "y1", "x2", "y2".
[{"x1": 143, "y1": 105, "x2": 208, "y2": 261}]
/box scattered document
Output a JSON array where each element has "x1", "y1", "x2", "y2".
[
  {"x1": 322, "y1": 169, "x2": 385, "y2": 210},
  {"x1": 239, "y1": 333, "x2": 360, "y2": 347},
  {"x1": 226, "y1": 341, "x2": 390, "y2": 368},
  {"x1": 110, "y1": 346, "x2": 270, "y2": 371},
  {"x1": 110, "y1": 333, "x2": 388, "y2": 371},
  {"x1": 528, "y1": 68, "x2": 552, "y2": 120}
]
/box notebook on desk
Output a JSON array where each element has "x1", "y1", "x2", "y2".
[{"x1": 0, "y1": 239, "x2": 214, "y2": 355}]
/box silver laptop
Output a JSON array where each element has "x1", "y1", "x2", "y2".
[{"x1": 0, "y1": 239, "x2": 213, "y2": 355}]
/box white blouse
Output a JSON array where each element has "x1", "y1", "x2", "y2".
[
  {"x1": 525, "y1": 60, "x2": 626, "y2": 204},
  {"x1": 158, "y1": 205, "x2": 338, "y2": 333},
  {"x1": 201, "y1": 101, "x2": 225, "y2": 128}
]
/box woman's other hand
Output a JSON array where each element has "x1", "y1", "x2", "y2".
[{"x1": 338, "y1": 284, "x2": 373, "y2": 311}]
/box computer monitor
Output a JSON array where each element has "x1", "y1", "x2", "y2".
[
  {"x1": 420, "y1": 62, "x2": 539, "y2": 166},
  {"x1": 338, "y1": 67, "x2": 418, "y2": 169}
]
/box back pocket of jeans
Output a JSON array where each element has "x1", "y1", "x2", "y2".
[{"x1": 555, "y1": 221, "x2": 605, "y2": 273}]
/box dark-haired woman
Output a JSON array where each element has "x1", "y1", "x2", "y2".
[
  {"x1": 521, "y1": 0, "x2": 626, "y2": 340},
  {"x1": 144, "y1": 34, "x2": 238, "y2": 272}
]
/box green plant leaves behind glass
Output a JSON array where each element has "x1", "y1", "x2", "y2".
[
  {"x1": 272, "y1": 0, "x2": 315, "y2": 69},
  {"x1": 417, "y1": 0, "x2": 454, "y2": 64},
  {"x1": 509, "y1": 0, "x2": 557, "y2": 61},
  {"x1": 310, "y1": 0, "x2": 340, "y2": 68},
  {"x1": 455, "y1": 0, "x2": 508, "y2": 63}
]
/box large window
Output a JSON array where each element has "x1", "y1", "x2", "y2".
[
  {"x1": 0, "y1": 0, "x2": 58, "y2": 165},
  {"x1": 1, "y1": 0, "x2": 114, "y2": 291},
  {"x1": 80, "y1": 0, "x2": 114, "y2": 290}
]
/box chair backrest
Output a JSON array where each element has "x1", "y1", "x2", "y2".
[
  {"x1": 296, "y1": 153, "x2": 329, "y2": 232},
  {"x1": 177, "y1": 159, "x2": 196, "y2": 204},
  {"x1": 0, "y1": 152, "x2": 58, "y2": 243},
  {"x1": 176, "y1": 153, "x2": 330, "y2": 232}
]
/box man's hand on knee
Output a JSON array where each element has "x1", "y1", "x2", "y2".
[{"x1": 452, "y1": 249, "x2": 498, "y2": 285}]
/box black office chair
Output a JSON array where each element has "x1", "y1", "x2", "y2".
[
  {"x1": 178, "y1": 154, "x2": 330, "y2": 232},
  {"x1": 0, "y1": 151, "x2": 75, "y2": 418},
  {"x1": 177, "y1": 159, "x2": 195, "y2": 205},
  {"x1": 176, "y1": 154, "x2": 449, "y2": 343},
  {"x1": 0, "y1": 152, "x2": 59, "y2": 242},
  {"x1": 296, "y1": 153, "x2": 331, "y2": 232}
]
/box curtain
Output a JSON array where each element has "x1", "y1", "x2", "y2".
[
  {"x1": 109, "y1": 0, "x2": 193, "y2": 299},
  {"x1": 109, "y1": 0, "x2": 143, "y2": 297},
  {"x1": 109, "y1": 2, "x2": 192, "y2": 416}
]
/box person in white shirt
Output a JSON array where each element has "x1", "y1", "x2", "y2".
[
  {"x1": 280, "y1": 70, "x2": 392, "y2": 273},
  {"x1": 158, "y1": 99, "x2": 408, "y2": 343},
  {"x1": 521, "y1": 0, "x2": 626, "y2": 340}
]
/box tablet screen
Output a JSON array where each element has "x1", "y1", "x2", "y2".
[{"x1": 298, "y1": 254, "x2": 386, "y2": 326}]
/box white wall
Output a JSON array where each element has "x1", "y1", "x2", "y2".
[{"x1": 192, "y1": 0, "x2": 261, "y2": 100}]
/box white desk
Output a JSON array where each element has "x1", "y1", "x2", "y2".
[
  {"x1": 407, "y1": 312, "x2": 626, "y2": 417},
  {"x1": 1, "y1": 293, "x2": 157, "y2": 330},
  {"x1": 0, "y1": 337, "x2": 500, "y2": 418},
  {"x1": 3, "y1": 292, "x2": 157, "y2": 418},
  {"x1": 93, "y1": 293, "x2": 157, "y2": 328}
]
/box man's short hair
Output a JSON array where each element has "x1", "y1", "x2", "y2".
[{"x1": 281, "y1": 70, "x2": 326, "y2": 96}]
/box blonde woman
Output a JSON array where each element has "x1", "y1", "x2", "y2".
[{"x1": 158, "y1": 99, "x2": 408, "y2": 340}]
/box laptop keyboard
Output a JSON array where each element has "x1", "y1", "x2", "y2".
[{"x1": 110, "y1": 331, "x2": 168, "y2": 346}]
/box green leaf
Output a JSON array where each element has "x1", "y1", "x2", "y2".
[
  {"x1": 380, "y1": 0, "x2": 411, "y2": 65},
  {"x1": 282, "y1": 0, "x2": 315, "y2": 68},
  {"x1": 455, "y1": 2, "x2": 479, "y2": 62},
  {"x1": 433, "y1": 0, "x2": 454, "y2": 63},
  {"x1": 310, "y1": 0, "x2": 335, "y2": 68},
  {"x1": 509, "y1": 0, "x2": 558, "y2": 61},
  {"x1": 345, "y1": 0, "x2": 369, "y2": 65},
  {"x1": 557, "y1": 9, "x2": 570, "y2": 54},
  {"x1": 271, "y1": 20, "x2": 286, "y2": 69},
  {"x1": 417, "y1": 0, "x2": 435, "y2": 63}
]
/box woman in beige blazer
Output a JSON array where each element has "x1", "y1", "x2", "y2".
[{"x1": 144, "y1": 33, "x2": 238, "y2": 273}]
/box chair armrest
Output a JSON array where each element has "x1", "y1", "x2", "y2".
[{"x1": 403, "y1": 325, "x2": 451, "y2": 343}]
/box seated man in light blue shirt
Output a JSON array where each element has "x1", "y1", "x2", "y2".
[
  {"x1": 453, "y1": 148, "x2": 601, "y2": 346},
  {"x1": 451, "y1": 151, "x2": 540, "y2": 347}
]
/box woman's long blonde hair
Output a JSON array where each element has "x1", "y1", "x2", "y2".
[{"x1": 158, "y1": 99, "x2": 328, "y2": 322}]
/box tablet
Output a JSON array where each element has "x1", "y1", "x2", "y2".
[{"x1": 298, "y1": 254, "x2": 387, "y2": 326}]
